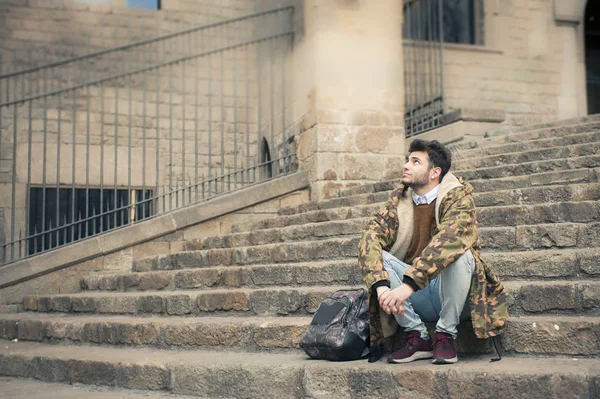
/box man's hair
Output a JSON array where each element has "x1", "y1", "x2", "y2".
[{"x1": 408, "y1": 139, "x2": 452, "y2": 181}]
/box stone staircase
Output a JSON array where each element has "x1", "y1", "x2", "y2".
[{"x1": 1, "y1": 116, "x2": 600, "y2": 398}]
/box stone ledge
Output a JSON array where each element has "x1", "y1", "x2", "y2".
[{"x1": 0, "y1": 172, "x2": 310, "y2": 290}]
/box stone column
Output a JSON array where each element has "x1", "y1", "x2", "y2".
[{"x1": 292, "y1": 0, "x2": 405, "y2": 201}]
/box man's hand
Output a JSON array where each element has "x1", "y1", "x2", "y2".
[{"x1": 378, "y1": 283, "x2": 415, "y2": 316}]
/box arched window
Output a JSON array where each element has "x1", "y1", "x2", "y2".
[{"x1": 260, "y1": 138, "x2": 273, "y2": 179}]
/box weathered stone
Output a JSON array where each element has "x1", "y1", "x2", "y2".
[
  {"x1": 170, "y1": 363, "x2": 305, "y2": 398},
  {"x1": 115, "y1": 362, "x2": 169, "y2": 390},
  {"x1": 579, "y1": 249, "x2": 600, "y2": 275},
  {"x1": 174, "y1": 269, "x2": 220, "y2": 289},
  {"x1": 251, "y1": 265, "x2": 294, "y2": 286},
  {"x1": 71, "y1": 297, "x2": 98, "y2": 312},
  {"x1": 504, "y1": 319, "x2": 600, "y2": 356},
  {"x1": 96, "y1": 297, "x2": 137, "y2": 314},
  {"x1": 138, "y1": 273, "x2": 172, "y2": 291},
  {"x1": 50, "y1": 296, "x2": 72, "y2": 313},
  {"x1": 17, "y1": 320, "x2": 44, "y2": 341},
  {"x1": 253, "y1": 324, "x2": 305, "y2": 348},
  {"x1": 0, "y1": 319, "x2": 18, "y2": 339},
  {"x1": 578, "y1": 222, "x2": 600, "y2": 247},
  {"x1": 581, "y1": 284, "x2": 600, "y2": 310},
  {"x1": 166, "y1": 295, "x2": 192, "y2": 315},
  {"x1": 67, "y1": 359, "x2": 115, "y2": 385},
  {"x1": 135, "y1": 295, "x2": 165, "y2": 314},
  {"x1": 445, "y1": 369, "x2": 590, "y2": 399},
  {"x1": 487, "y1": 251, "x2": 577, "y2": 278},
  {"x1": 518, "y1": 284, "x2": 576, "y2": 313},
  {"x1": 219, "y1": 268, "x2": 252, "y2": 288},
  {"x1": 249, "y1": 290, "x2": 305, "y2": 315},
  {"x1": 196, "y1": 291, "x2": 249, "y2": 312},
  {"x1": 515, "y1": 224, "x2": 578, "y2": 249},
  {"x1": 22, "y1": 296, "x2": 38, "y2": 311}
]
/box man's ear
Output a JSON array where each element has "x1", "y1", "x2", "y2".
[{"x1": 431, "y1": 167, "x2": 442, "y2": 180}]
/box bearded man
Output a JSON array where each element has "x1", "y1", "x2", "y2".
[{"x1": 358, "y1": 139, "x2": 508, "y2": 364}]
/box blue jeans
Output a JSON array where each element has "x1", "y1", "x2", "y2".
[{"x1": 381, "y1": 250, "x2": 474, "y2": 338}]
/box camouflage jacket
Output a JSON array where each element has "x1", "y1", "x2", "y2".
[{"x1": 357, "y1": 173, "x2": 508, "y2": 348}]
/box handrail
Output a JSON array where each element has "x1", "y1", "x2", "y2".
[
  {"x1": 0, "y1": 31, "x2": 294, "y2": 108},
  {"x1": 0, "y1": 6, "x2": 294, "y2": 81}
]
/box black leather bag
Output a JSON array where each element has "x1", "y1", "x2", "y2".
[{"x1": 299, "y1": 288, "x2": 370, "y2": 361}]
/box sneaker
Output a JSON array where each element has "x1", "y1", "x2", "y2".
[
  {"x1": 388, "y1": 331, "x2": 433, "y2": 363},
  {"x1": 432, "y1": 332, "x2": 458, "y2": 364}
]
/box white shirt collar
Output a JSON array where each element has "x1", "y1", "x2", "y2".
[{"x1": 412, "y1": 184, "x2": 440, "y2": 206}]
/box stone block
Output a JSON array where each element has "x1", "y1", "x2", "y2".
[
  {"x1": 67, "y1": 359, "x2": 115, "y2": 386},
  {"x1": 166, "y1": 295, "x2": 192, "y2": 315},
  {"x1": 170, "y1": 363, "x2": 305, "y2": 398},
  {"x1": 253, "y1": 324, "x2": 305, "y2": 348},
  {"x1": 249, "y1": 290, "x2": 305, "y2": 315},
  {"x1": 174, "y1": 269, "x2": 220, "y2": 289},
  {"x1": 445, "y1": 369, "x2": 589, "y2": 399},
  {"x1": 115, "y1": 362, "x2": 169, "y2": 391},
  {"x1": 518, "y1": 284, "x2": 576, "y2": 313},
  {"x1": 138, "y1": 273, "x2": 172, "y2": 291},
  {"x1": 175, "y1": 251, "x2": 206, "y2": 269},
  {"x1": 196, "y1": 291, "x2": 249, "y2": 312},
  {"x1": 50, "y1": 296, "x2": 72, "y2": 313},
  {"x1": 582, "y1": 284, "x2": 600, "y2": 310},
  {"x1": 136, "y1": 295, "x2": 165, "y2": 314},
  {"x1": 22, "y1": 296, "x2": 38, "y2": 311},
  {"x1": 579, "y1": 249, "x2": 600, "y2": 275},
  {"x1": 515, "y1": 223, "x2": 578, "y2": 249},
  {"x1": 31, "y1": 357, "x2": 70, "y2": 383},
  {"x1": 96, "y1": 297, "x2": 137, "y2": 314},
  {"x1": 578, "y1": 222, "x2": 600, "y2": 247},
  {"x1": 16, "y1": 320, "x2": 44, "y2": 341},
  {"x1": 71, "y1": 297, "x2": 98, "y2": 312},
  {"x1": 219, "y1": 268, "x2": 252, "y2": 288},
  {"x1": 0, "y1": 319, "x2": 18, "y2": 340}
]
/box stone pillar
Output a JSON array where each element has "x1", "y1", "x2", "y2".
[{"x1": 292, "y1": 0, "x2": 405, "y2": 201}]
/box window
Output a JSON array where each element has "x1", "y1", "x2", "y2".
[
  {"x1": 126, "y1": 0, "x2": 160, "y2": 10},
  {"x1": 403, "y1": 0, "x2": 484, "y2": 45},
  {"x1": 28, "y1": 187, "x2": 153, "y2": 254},
  {"x1": 443, "y1": 0, "x2": 483, "y2": 45}
]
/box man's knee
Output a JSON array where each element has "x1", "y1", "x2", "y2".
[{"x1": 450, "y1": 250, "x2": 475, "y2": 275}]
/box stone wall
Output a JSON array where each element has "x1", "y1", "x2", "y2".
[{"x1": 442, "y1": 0, "x2": 587, "y2": 125}]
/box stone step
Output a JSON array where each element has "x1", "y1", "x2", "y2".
[
  {"x1": 0, "y1": 313, "x2": 598, "y2": 357},
  {"x1": 132, "y1": 237, "x2": 361, "y2": 272},
  {"x1": 453, "y1": 141, "x2": 600, "y2": 171},
  {"x1": 185, "y1": 218, "x2": 598, "y2": 254},
  {"x1": 83, "y1": 260, "x2": 363, "y2": 292},
  {"x1": 0, "y1": 377, "x2": 201, "y2": 399},
  {"x1": 274, "y1": 181, "x2": 599, "y2": 222},
  {"x1": 453, "y1": 129, "x2": 600, "y2": 162},
  {"x1": 468, "y1": 167, "x2": 600, "y2": 192},
  {"x1": 455, "y1": 154, "x2": 600, "y2": 181},
  {"x1": 185, "y1": 218, "x2": 371, "y2": 251},
  {"x1": 337, "y1": 167, "x2": 600, "y2": 200},
  {"x1": 233, "y1": 197, "x2": 600, "y2": 235},
  {"x1": 80, "y1": 247, "x2": 600, "y2": 294},
  {"x1": 21, "y1": 279, "x2": 600, "y2": 318},
  {"x1": 448, "y1": 118, "x2": 600, "y2": 154},
  {"x1": 0, "y1": 340, "x2": 598, "y2": 398}
]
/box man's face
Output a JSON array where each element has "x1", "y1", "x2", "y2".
[{"x1": 402, "y1": 151, "x2": 431, "y2": 188}]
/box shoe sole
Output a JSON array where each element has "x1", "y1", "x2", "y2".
[
  {"x1": 432, "y1": 356, "x2": 458, "y2": 364},
  {"x1": 388, "y1": 351, "x2": 433, "y2": 364}
]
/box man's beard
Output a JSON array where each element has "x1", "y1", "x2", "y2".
[{"x1": 401, "y1": 172, "x2": 429, "y2": 188}]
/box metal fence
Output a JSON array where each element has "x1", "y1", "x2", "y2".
[
  {"x1": 403, "y1": 0, "x2": 445, "y2": 137},
  {"x1": 0, "y1": 6, "x2": 296, "y2": 265}
]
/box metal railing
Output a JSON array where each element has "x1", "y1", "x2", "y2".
[
  {"x1": 0, "y1": 6, "x2": 296, "y2": 265},
  {"x1": 403, "y1": 0, "x2": 446, "y2": 137}
]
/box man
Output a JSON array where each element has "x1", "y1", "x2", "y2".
[{"x1": 358, "y1": 139, "x2": 508, "y2": 364}]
